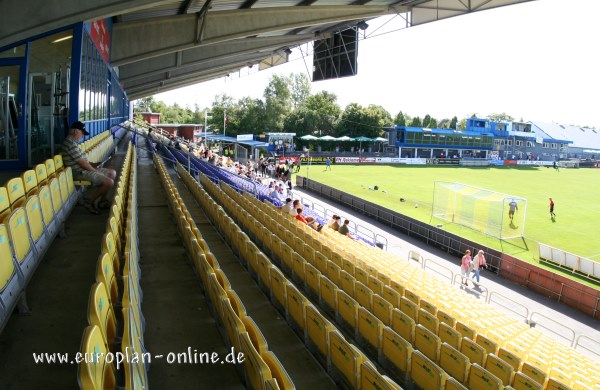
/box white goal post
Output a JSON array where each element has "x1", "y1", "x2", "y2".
[{"x1": 432, "y1": 182, "x2": 527, "y2": 239}]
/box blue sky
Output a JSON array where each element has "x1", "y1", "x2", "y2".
[{"x1": 153, "y1": 0, "x2": 599, "y2": 127}]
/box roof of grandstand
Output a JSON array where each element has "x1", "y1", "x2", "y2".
[
  {"x1": 0, "y1": 0, "x2": 534, "y2": 100},
  {"x1": 530, "y1": 121, "x2": 600, "y2": 149}
]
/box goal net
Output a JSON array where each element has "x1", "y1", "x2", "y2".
[{"x1": 432, "y1": 182, "x2": 527, "y2": 239}]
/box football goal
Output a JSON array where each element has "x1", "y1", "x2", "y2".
[{"x1": 432, "y1": 182, "x2": 527, "y2": 239}]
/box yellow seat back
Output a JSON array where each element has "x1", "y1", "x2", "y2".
[
  {"x1": 88, "y1": 282, "x2": 117, "y2": 351},
  {"x1": 261, "y1": 350, "x2": 294, "y2": 390},
  {"x1": 372, "y1": 294, "x2": 393, "y2": 326},
  {"x1": 415, "y1": 323, "x2": 442, "y2": 362},
  {"x1": 439, "y1": 342, "x2": 470, "y2": 384},
  {"x1": 336, "y1": 289, "x2": 359, "y2": 333},
  {"x1": 24, "y1": 195, "x2": 44, "y2": 243},
  {"x1": 380, "y1": 326, "x2": 413, "y2": 379},
  {"x1": 241, "y1": 315, "x2": 268, "y2": 354},
  {"x1": 439, "y1": 322, "x2": 462, "y2": 350},
  {"x1": 49, "y1": 178, "x2": 63, "y2": 214},
  {"x1": 77, "y1": 325, "x2": 116, "y2": 390},
  {"x1": 329, "y1": 330, "x2": 365, "y2": 389},
  {"x1": 35, "y1": 163, "x2": 48, "y2": 185},
  {"x1": 511, "y1": 371, "x2": 543, "y2": 390},
  {"x1": 467, "y1": 363, "x2": 503, "y2": 390},
  {"x1": 411, "y1": 350, "x2": 448, "y2": 390},
  {"x1": 7, "y1": 208, "x2": 32, "y2": 263},
  {"x1": 21, "y1": 170, "x2": 38, "y2": 196},
  {"x1": 357, "y1": 307, "x2": 383, "y2": 353},
  {"x1": 53, "y1": 154, "x2": 64, "y2": 171},
  {"x1": 304, "y1": 304, "x2": 334, "y2": 364},
  {"x1": 285, "y1": 284, "x2": 307, "y2": 333},
  {"x1": 45, "y1": 158, "x2": 56, "y2": 177},
  {"x1": 37, "y1": 185, "x2": 55, "y2": 227},
  {"x1": 0, "y1": 224, "x2": 17, "y2": 291},
  {"x1": 354, "y1": 281, "x2": 373, "y2": 311},
  {"x1": 391, "y1": 308, "x2": 415, "y2": 344},
  {"x1": 485, "y1": 353, "x2": 514, "y2": 386},
  {"x1": 239, "y1": 331, "x2": 272, "y2": 390},
  {"x1": 460, "y1": 337, "x2": 486, "y2": 366},
  {"x1": 6, "y1": 177, "x2": 26, "y2": 208},
  {"x1": 97, "y1": 252, "x2": 118, "y2": 304},
  {"x1": 360, "y1": 361, "x2": 402, "y2": 390},
  {"x1": 0, "y1": 187, "x2": 10, "y2": 222}
]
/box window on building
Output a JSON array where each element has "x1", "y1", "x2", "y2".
[
  {"x1": 526, "y1": 141, "x2": 534, "y2": 148},
  {"x1": 543, "y1": 142, "x2": 550, "y2": 148},
  {"x1": 515, "y1": 140, "x2": 523, "y2": 147}
]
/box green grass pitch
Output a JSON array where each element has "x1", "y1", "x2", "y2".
[{"x1": 298, "y1": 164, "x2": 600, "y2": 266}]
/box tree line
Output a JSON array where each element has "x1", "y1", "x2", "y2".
[{"x1": 134, "y1": 73, "x2": 518, "y2": 138}]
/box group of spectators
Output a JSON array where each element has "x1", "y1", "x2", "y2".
[{"x1": 281, "y1": 197, "x2": 355, "y2": 240}]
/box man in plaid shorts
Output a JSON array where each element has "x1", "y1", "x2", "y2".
[{"x1": 61, "y1": 121, "x2": 116, "y2": 214}]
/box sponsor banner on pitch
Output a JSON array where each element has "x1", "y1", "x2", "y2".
[
  {"x1": 426, "y1": 158, "x2": 461, "y2": 165},
  {"x1": 298, "y1": 157, "x2": 332, "y2": 165},
  {"x1": 335, "y1": 157, "x2": 376, "y2": 164},
  {"x1": 516, "y1": 160, "x2": 553, "y2": 166}
]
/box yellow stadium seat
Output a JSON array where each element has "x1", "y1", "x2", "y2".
[
  {"x1": 399, "y1": 296, "x2": 418, "y2": 322},
  {"x1": 339, "y1": 270, "x2": 356, "y2": 298},
  {"x1": 97, "y1": 252, "x2": 118, "y2": 305},
  {"x1": 389, "y1": 279, "x2": 406, "y2": 297},
  {"x1": 262, "y1": 350, "x2": 295, "y2": 390},
  {"x1": 0, "y1": 223, "x2": 23, "y2": 324},
  {"x1": 5, "y1": 177, "x2": 26, "y2": 209},
  {"x1": 226, "y1": 289, "x2": 247, "y2": 318},
  {"x1": 380, "y1": 326, "x2": 412, "y2": 383},
  {"x1": 438, "y1": 322, "x2": 462, "y2": 350},
  {"x1": 418, "y1": 308, "x2": 440, "y2": 334},
  {"x1": 460, "y1": 337, "x2": 487, "y2": 366},
  {"x1": 286, "y1": 284, "x2": 307, "y2": 335},
  {"x1": 455, "y1": 321, "x2": 476, "y2": 340},
  {"x1": 325, "y1": 260, "x2": 341, "y2": 286},
  {"x1": 239, "y1": 331, "x2": 273, "y2": 390},
  {"x1": 414, "y1": 324, "x2": 442, "y2": 362},
  {"x1": 476, "y1": 334, "x2": 499, "y2": 355},
  {"x1": 520, "y1": 360, "x2": 548, "y2": 386},
  {"x1": 419, "y1": 297, "x2": 437, "y2": 315},
  {"x1": 87, "y1": 282, "x2": 117, "y2": 353},
  {"x1": 411, "y1": 350, "x2": 448, "y2": 390},
  {"x1": 45, "y1": 158, "x2": 56, "y2": 179},
  {"x1": 304, "y1": 304, "x2": 335, "y2": 367},
  {"x1": 303, "y1": 262, "x2": 320, "y2": 301},
  {"x1": 21, "y1": 170, "x2": 38, "y2": 196},
  {"x1": 354, "y1": 266, "x2": 369, "y2": 286},
  {"x1": 357, "y1": 307, "x2": 383, "y2": 356},
  {"x1": 313, "y1": 251, "x2": 328, "y2": 275},
  {"x1": 354, "y1": 281, "x2": 374, "y2": 311},
  {"x1": 404, "y1": 288, "x2": 421, "y2": 306},
  {"x1": 367, "y1": 275, "x2": 384, "y2": 295},
  {"x1": 485, "y1": 353, "x2": 514, "y2": 386},
  {"x1": 391, "y1": 308, "x2": 415, "y2": 344},
  {"x1": 436, "y1": 309, "x2": 456, "y2": 327},
  {"x1": 256, "y1": 253, "x2": 272, "y2": 294},
  {"x1": 78, "y1": 325, "x2": 116, "y2": 390},
  {"x1": 372, "y1": 294, "x2": 393, "y2": 326},
  {"x1": 24, "y1": 195, "x2": 49, "y2": 256},
  {"x1": 7, "y1": 208, "x2": 37, "y2": 282},
  {"x1": 439, "y1": 342, "x2": 470, "y2": 385},
  {"x1": 342, "y1": 257, "x2": 355, "y2": 276},
  {"x1": 319, "y1": 275, "x2": 337, "y2": 317},
  {"x1": 0, "y1": 187, "x2": 11, "y2": 222},
  {"x1": 102, "y1": 232, "x2": 120, "y2": 275},
  {"x1": 221, "y1": 297, "x2": 245, "y2": 353},
  {"x1": 291, "y1": 252, "x2": 306, "y2": 285},
  {"x1": 382, "y1": 285, "x2": 401, "y2": 308},
  {"x1": 496, "y1": 347, "x2": 522, "y2": 372},
  {"x1": 241, "y1": 315, "x2": 269, "y2": 355},
  {"x1": 360, "y1": 361, "x2": 403, "y2": 390},
  {"x1": 336, "y1": 289, "x2": 359, "y2": 334},
  {"x1": 34, "y1": 164, "x2": 48, "y2": 186},
  {"x1": 511, "y1": 371, "x2": 543, "y2": 390},
  {"x1": 328, "y1": 330, "x2": 365, "y2": 389},
  {"x1": 467, "y1": 363, "x2": 503, "y2": 390}
]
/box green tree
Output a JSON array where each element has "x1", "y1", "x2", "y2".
[
  {"x1": 449, "y1": 116, "x2": 458, "y2": 130},
  {"x1": 264, "y1": 75, "x2": 292, "y2": 132},
  {"x1": 394, "y1": 111, "x2": 406, "y2": 126},
  {"x1": 487, "y1": 112, "x2": 514, "y2": 123},
  {"x1": 289, "y1": 73, "x2": 311, "y2": 109},
  {"x1": 410, "y1": 117, "x2": 422, "y2": 127},
  {"x1": 336, "y1": 103, "x2": 389, "y2": 139},
  {"x1": 423, "y1": 114, "x2": 432, "y2": 128}
]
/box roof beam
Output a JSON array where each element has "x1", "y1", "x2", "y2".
[
  {"x1": 111, "y1": 5, "x2": 398, "y2": 66},
  {"x1": 119, "y1": 34, "x2": 314, "y2": 84},
  {"x1": 0, "y1": 0, "x2": 170, "y2": 48},
  {"x1": 124, "y1": 50, "x2": 272, "y2": 90},
  {"x1": 127, "y1": 64, "x2": 248, "y2": 99}
]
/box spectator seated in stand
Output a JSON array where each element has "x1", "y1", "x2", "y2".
[
  {"x1": 338, "y1": 219, "x2": 355, "y2": 240},
  {"x1": 295, "y1": 208, "x2": 323, "y2": 232},
  {"x1": 327, "y1": 215, "x2": 341, "y2": 231},
  {"x1": 281, "y1": 198, "x2": 293, "y2": 214}
]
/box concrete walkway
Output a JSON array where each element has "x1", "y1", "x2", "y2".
[{"x1": 293, "y1": 186, "x2": 600, "y2": 361}]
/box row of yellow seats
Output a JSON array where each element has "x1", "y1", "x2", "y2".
[
  {"x1": 251, "y1": 187, "x2": 600, "y2": 389},
  {"x1": 216, "y1": 180, "x2": 598, "y2": 390},
  {"x1": 1, "y1": 159, "x2": 78, "y2": 332},
  {"x1": 157, "y1": 158, "x2": 293, "y2": 390},
  {"x1": 191, "y1": 167, "x2": 404, "y2": 390},
  {"x1": 78, "y1": 144, "x2": 147, "y2": 390},
  {"x1": 80, "y1": 130, "x2": 111, "y2": 154}
]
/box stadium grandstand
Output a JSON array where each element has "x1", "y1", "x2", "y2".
[
  {"x1": 1, "y1": 1, "x2": 600, "y2": 389},
  {"x1": 530, "y1": 121, "x2": 600, "y2": 160}
]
